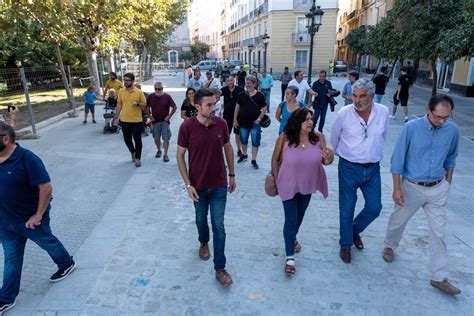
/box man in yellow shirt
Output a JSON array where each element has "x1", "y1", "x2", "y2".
[
  {"x1": 113, "y1": 73, "x2": 147, "y2": 167},
  {"x1": 103, "y1": 72, "x2": 123, "y2": 98}
]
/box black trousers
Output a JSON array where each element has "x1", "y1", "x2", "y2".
[
  {"x1": 281, "y1": 84, "x2": 288, "y2": 102},
  {"x1": 121, "y1": 122, "x2": 143, "y2": 160}
]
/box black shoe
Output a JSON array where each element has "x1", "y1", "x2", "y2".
[
  {"x1": 0, "y1": 300, "x2": 16, "y2": 314},
  {"x1": 49, "y1": 259, "x2": 76, "y2": 282},
  {"x1": 251, "y1": 160, "x2": 259, "y2": 169},
  {"x1": 82, "y1": 120, "x2": 87, "y2": 124},
  {"x1": 163, "y1": 155, "x2": 169, "y2": 162},
  {"x1": 155, "y1": 151, "x2": 162, "y2": 158},
  {"x1": 92, "y1": 120, "x2": 97, "y2": 123},
  {"x1": 340, "y1": 248, "x2": 351, "y2": 263},
  {"x1": 237, "y1": 154, "x2": 248, "y2": 163},
  {"x1": 353, "y1": 233, "x2": 364, "y2": 250},
  {"x1": 237, "y1": 150, "x2": 243, "y2": 158}
]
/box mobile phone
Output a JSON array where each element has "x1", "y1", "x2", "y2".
[{"x1": 7, "y1": 105, "x2": 16, "y2": 112}]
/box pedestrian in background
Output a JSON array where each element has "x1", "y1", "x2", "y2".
[
  {"x1": 103, "y1": 71, "x2": 123, "y2": 99},
  {"x1": 180, "y1": 88, "x2": 198, "y2": 120},
  {"x1": 280, "y1": 66, "x2": 292, "y2": 102},
  {"x1": 311, "y1": 70, "x2": 333, "y2": 132},
  {"x1": 221, "y1": 65, "x2": 231, "y2": 85},
  {"x1": 234, "y1": 75, "x2": 267, "y2": 169},
  {"x1": 331, "y1": 78, "x2": 389, "y2": 264},
  {"x1": 288, "y1": 70, "x2": 317, "y2": 106},
  {"x1": 106, "y1": 88, "x2": 118, "y2": 108},
  {"x1": 391, "y1": 66, "x2": 413, "y2": 122},
  {"x1": 188, "y1": 70, "x2": 204, "y2": 90},
  {"x1": 342, "y1": 72, "x2": 359, "y2": 106},
  {"x1": 236, "y1": 67, "x2": 247, "y2": 88},
  {"x1": 83, "y1": 85, "x2": 97, "y2": 124},
  {"x1": 211, "y1": 88, "x2": 223, "y2": 118},
  {"x1": 275, "y1": 85, "x2": 304, "y2": 135},
  {"x1": 221, "y1": 75, "x2": 245, "y2": 157},
  {"x1": 372, "y1": 66, "x2": 389, "y2": 104},
  {"x1": 0, "y1": 123, "x2": 76, "y2": 315},
  {"x1": 271, "y1": 108, "x2": 333, "y2": 274},
  {"x1": 147, "y1": 82, "x2": 176, "y2": 162},
  {"x1": 186, "y1": 65, "x2": 193, "y2": 79},
  {"x1": 204, "y1": 71, "x2": 221, "y2": 90},
  {"x1": 259, "y1": 69, "x2": 273, "y2": 113},
  {"x1": 176, "y1": 88, "x2": 236, "y2": 287},
  {"x1": 113, "y1": 72, "x2": 147, "y2": 167},
  {"x1": 383, "y1": 94, "x2": 460, "y2": 295}
]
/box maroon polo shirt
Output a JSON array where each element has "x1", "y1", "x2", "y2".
[
  {"x1": 178, "y1": 116, "x2": 230, "y2": 190},
  {"x1": 147, "y1": 93, "x2": 176, "y2": 122}
]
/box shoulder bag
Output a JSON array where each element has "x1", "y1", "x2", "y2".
[{"x1": 265, "y1": 136, "x2": 286, "y2": 197}]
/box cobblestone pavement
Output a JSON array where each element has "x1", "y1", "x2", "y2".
[{"x1": 2, "y1": 74, "x2": 473, "y2": 315}]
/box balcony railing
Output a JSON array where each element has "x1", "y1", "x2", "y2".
[{"x1": 292, "y1": 33, "x2": 310, "y2": 45}]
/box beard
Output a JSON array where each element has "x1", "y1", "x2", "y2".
[{"x1": 354, "y1": 103, "x2": 370, "y2": 112}]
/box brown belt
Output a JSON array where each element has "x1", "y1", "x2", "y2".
[{"x1": 408, "y1": 179, "x2": 443, "y2": 187}]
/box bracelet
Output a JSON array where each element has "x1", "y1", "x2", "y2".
[
  {"x1": 228, "y1": 174, "x2": 235, "y2": 177},
  {"x1": 186, "y1": 184, "x2": 191, "y2": 189}
]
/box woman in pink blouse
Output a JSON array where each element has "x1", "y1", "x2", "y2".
[{"x1": 271, "y1": 108, "x2": 334, "y2": 274}]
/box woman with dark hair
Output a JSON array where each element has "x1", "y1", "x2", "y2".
[
  {"x1": 180, "y1": 87, "x2": 198, "y2": 120},
  {"x1": 271, "y1": 108, "x2": 334, "y2": 275},
  {"x1": 275, "y1": 85, "x2": 305, "y2": 135}
]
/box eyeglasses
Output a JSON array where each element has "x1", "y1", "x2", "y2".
[
  {"x1": 123, "y1": 79, "x2": 132, "y2": 82},
  {"x1": 360, "y1": 122, "x2": 368, "y2": 139},
  {"x1": 155, "y1": 88, "x2": 162, "y2": 91}
]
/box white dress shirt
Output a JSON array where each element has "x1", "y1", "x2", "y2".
[
  {"x1": 288, "y1": 79, "x2": 311, "y2": 103},
  {"x1": 330, "y1": 102, "x2": 389, "y2": 163}
]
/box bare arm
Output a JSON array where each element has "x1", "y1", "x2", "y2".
[
  {"x1": 26, "y1": 182, "x2": 52, "y2": 229},
  {"x1": 223, "y1": 142, "x2": 236, "y2": 193},
  {"x1": 180, "y1": 110, "x2": 187, "y2": 120},
  {"x1": 233, "y1": 103, "x2": 240, "y2": 128},
  {"x1": 176, "y1": 145, "x2": 199, "y2": 201},
  {"x1": 275, "y1": 106, "x2": 282, "y2": 123},
  {"x1": 113, "y1": 101, "x2": 123, "y2": 126},
  {"x1": 445, "y1": 168, "x2": 454, "y2": 184}
]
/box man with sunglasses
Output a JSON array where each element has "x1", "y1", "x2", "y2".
[
  {"x1": 383, "y1": 94, "x2": 460, "y2": 295},
  {"x1": 330, "y1": 78, "x2": 389, "y2": 264},
  {"x1": 147, "y1": 82, "x2": 177, "y2": 162}
]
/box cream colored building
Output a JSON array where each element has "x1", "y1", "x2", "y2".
[{"x1": 224, "y1": 0, "x2": 339, "y2": 76}]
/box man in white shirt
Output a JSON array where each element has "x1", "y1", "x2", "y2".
[
  {"x1": 204, "y1": 71, "x2": 222, "y2": 90},
  {"x1": 288, "y1": 70, "x2": 317, "y2": 106},
  {"x1": 330, "y1": 78, "x2": 389, "y2": 264}
]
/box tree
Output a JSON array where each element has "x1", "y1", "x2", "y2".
[
  {"x1": 345, "y1": 26, "x2": 370, "y2": 73},
  {"x1": 191, "y1": 41, "x2": 210, "y2": 62}
]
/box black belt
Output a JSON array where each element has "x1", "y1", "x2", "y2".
[
  {"x1": 340, "y1": 157, "x2": 379, "y2": 168},
  {"x1": 408, "y1": 179, "x2": 443, "y2": 187}
]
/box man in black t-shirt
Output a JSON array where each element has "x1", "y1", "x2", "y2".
[
  {"x1": 373, "y1": 66, "x2": 389, "y2": 104},
  {"x1": 233, "y1": 75, "x2": 267, "y2": 169},
  {"x1": 237, "y1": 68, "x2": 247, "y2": 88},
  {"x1": 221, "y1": 76, "x2": 245, "y2": 157},
  {"x1": 391, "y1": 66, "x2": 413, "y2": 122}
]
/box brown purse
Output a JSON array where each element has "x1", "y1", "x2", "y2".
[{"x1": 265, "y1": 136, "x2": 286, "y2": 197}]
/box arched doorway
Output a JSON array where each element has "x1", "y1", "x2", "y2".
[{"x1": 168, "y1": 50, "x2": 179, "y2": 67}]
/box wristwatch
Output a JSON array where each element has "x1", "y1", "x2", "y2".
[
  {"x1": 228, "y1": 174, "x2": 235, "y2": 177},
  {"x1": 186, "y1": 184, "x2": 191, "y2": 189}
]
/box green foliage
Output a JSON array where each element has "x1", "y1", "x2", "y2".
[
  {"x1": 191, "y1": 41, "x2": 210, "y2": 61},
  {"x1": 367, "y1": 14, "x2": 405, "y2": 60},
  {"x1": 345, "y1": 26, "x2": 370, "y2": 55}
]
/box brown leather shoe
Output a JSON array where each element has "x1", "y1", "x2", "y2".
[
  {"x1": 353, "y1": 233, "x2": 364, "y2": 250},
  {"x1": 340, "y1": 248, "x2": 351, "y2": 263},
  {"x1": 199, "y1": 243, "x2": 210, "y2": 261},
  {"x1": 215, "y1": 269, "x2": 233, "y2": 287},
  {"x1": 383, "y1": 247, "x2": 394, "y2": 262},
  {"x1": 430, "y1": 279, "x2": 461, "y2": 295}
]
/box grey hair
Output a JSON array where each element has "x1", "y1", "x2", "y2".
[
  {"x1": 352, "y1": 78, "x2": 376, "y2": 96},
  {"x1": 245, "y1": 75, "x2": 258, "y2": 87},
  {"x1": 154, "y1": 82, "x2": 163, "y2": 88}
]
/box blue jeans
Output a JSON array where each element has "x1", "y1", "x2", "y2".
[
  {"x1": 0, "y1": 213, "x2": 73, "y2": 302},
  {"x1": 313, "y1": 103, "x2": 329, "y2": 132},
  {"x1": 338, "y1": 158, "x2": 382, "y2": 248},
  {"x1": 282, "y1": 193, "x2": 312, "y2": 256},
  {"x1": 239, "y1": 123, "x2": 261, "y2": 147},
  {"x1": 261, "y1": 88, "x2": 271, "y2": 112},
  {"x1": 193, "y1": 187, "x2": 227, "y2": 270},
  {"x1": 374, "y1": 94, "x2": 383, "y2": 104}
]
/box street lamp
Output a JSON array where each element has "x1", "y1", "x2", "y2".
[
  {"x1": 305, "y1": 0, "x2": 324, "y2": 84},
  {"x1": 248, "y1": 43, "x2": 254, "y2": 73},
  {"x1": 262, "y1": 31, "x2": 270, "y2": 70}
]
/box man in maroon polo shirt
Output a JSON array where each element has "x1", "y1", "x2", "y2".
[
  {"x1": 177, "y1": 88, "x2": 236, "y2": 287},
  {"x1": 147, "y1": 82, "x2": 177, "y2": 162}
]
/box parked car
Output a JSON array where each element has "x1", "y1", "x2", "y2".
[
  {"x1": 192, "y1": 60, "x2": 217, "y2": 71},
  {"x1": 334, "y1": 60, "x2": 348, "y2": 73}
]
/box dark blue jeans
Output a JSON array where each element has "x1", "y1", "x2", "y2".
[
  {"x1": 0, "y1": 214, "x2": 73, "y2": 302},
  {"x1": 282, "y1": 193, "x2": 312, "y2": 256},
  {"x1": 193, "y1": 187, "x2": 227, "y2": 270},
  {"x1": 313, "y1": 103, "x2": 329, "y2": 132},
  {"x1": 338, "y1": 158, "x2": 382, "y2": 248},
  {"x1": 261, "y1": 88, "x2": 271, "y2": 112}
]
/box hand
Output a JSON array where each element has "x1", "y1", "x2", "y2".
[
  {"x1": 132, "y1": 101, "x2": 138, "y2": 107},
  {"x1": 392, "y1": 189, "x2": 405, "y2": 206},
  {"x1": 228, "y1": 177, "x2": 236, "y2": 193},
  {"x1": 150, "y1": 116, "x2": 156, "y2": 123},
  {"x1": 327, "y1": 93, "x2": 331, "y2": 97},
  {"x1": 187, "y1": 185, "x2": 199, "y2": 202},
  {"x1": 113, "y1": 118, "x2": 119, "y2": 127},
  {"x1": 314, "y1": 92, "x2": 318, "y2": 97},
  {"x1": 164, "y1": 115, "x2": 170, "y2": 122},
  {"x1": 322, "y1": 148, "x2": 334, "y2": 165},
  {"x1": 233, "y1": 120, "x2": 239, "y2": 129},
  {"x1": 254, "y1": 118, "x2": 261, "y2": 124},
  {"x1": 314, "y1": 131, "x2": 326, "y2": 148},
  {"x1": 396, "y1": 95, "x2": 400, "y2": 101},
  {"x1": 25, "y1": 213, "x2": 43, "y2": 229}
]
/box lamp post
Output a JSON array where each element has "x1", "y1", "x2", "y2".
[
  {"x1": 262, "y1": 31, "x2": 270, "y2": 70},
  {"x1": 248, "y1": 43, "x2": 254, "y2": 73},
  {"x1": 305, "y1": 0, "x2": 324, "y2": 84}
]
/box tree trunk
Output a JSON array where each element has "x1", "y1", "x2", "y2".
[
  {"x1": 54, "y1": 43, "x2": 75, "y2": 110},
  {"x1": 431, "y1": 62, "x2": 438, "y2": 96},
  {"x1": 141, "y1": 46, "x2": 148, "y2": 82},
  {"x1": 388, "y1": 58, "x2": 398, "y2": 78},
  {"x1": 413, "y1": 58, "x2": 420, "y2": 83},
  {"x1": 85, "y1": 49, "x2": 100, "y2": 93},
  {"x1": 107, "y1": 47, "x2": 115, "y2": 73}
]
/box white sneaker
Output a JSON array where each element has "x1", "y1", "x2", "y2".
[
  {"x1": 404, "y1": 116, "x2": 408, "y2": 122},
  {"x1": 389, "y1": 115, "x2": 395, "y2": 119}
]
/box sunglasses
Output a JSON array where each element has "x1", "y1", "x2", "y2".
[{"x1": 155, "y1": 88, "x2": 163, "y2": 91}]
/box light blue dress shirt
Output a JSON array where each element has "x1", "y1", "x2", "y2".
[
  {"x1": 390, "y1": 115, "x2": 459, "y2": 182},
  {"x1": 259, "y1": 74, "x2": 273, "y2": 90}
]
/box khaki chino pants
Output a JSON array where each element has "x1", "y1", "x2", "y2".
[{"x1": 384, "y1": 179, "x2": 451, "y2": 281}]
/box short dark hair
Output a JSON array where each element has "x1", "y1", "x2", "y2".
[
  {"x1": 0, "y1": 122, "x2": 16, "y2": 142},
  {"x1": 319, "y1": 70, "x2": 327, "y2": 75},
  {"x1": 295, "y1": 70, "x2": 303, "y2": 77},
  {"x1": 380, "y1": 66, "x2": 387, "y2": 73},
  {"x1": 194, "y1": 88, "x2": 215, "y2": 105},
  {"x1": 285, "y1": 108, "x2": 319, "y2": 147},
  {"x1": 109, "y1": 72, "x2": 117, "y2": 78},
  {"x1": 428, "y1": 94, "x2": 454, "y2": 112},
  {"x1": 124, "y1": 73, "x2": 135, "y2": 81},
  {"x1": 400, "y1": 66, "x2": 408, "y2": 73},
  {"x1": 349, "y1": 72, "x2": 359, "y2": 80}
]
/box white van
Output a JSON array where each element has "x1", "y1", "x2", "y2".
[{"x1": 192, "y1": 60, "x2": 217, "y2": 71}]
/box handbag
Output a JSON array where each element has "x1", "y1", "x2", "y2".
[{"x1": 264, "y1": 136, "x2": 286, "y2": 197}]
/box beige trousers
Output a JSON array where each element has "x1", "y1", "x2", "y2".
[{"x1": 384, "y1": 179, "x2": 451, "y2": 281}]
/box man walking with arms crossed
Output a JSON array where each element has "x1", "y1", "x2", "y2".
[
  {"x1": 0, "y1": 123, "x2": 75, "y2": 314},
  {"x1": 176, "y1": 89, "x2": 236, "y2": 287},
  {"x1": 383, "y1": 94, "x2": 460, "y2": 295},
  {"x1": 331, "y1": 79, "x2": 389, "y2": 263}
]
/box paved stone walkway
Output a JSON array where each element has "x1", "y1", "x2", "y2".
[{"x1": 2, "y1": 74, "x2": 473, "y2": 315}]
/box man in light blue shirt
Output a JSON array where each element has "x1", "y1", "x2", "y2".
[
  {"x1": 383, "y1": 94, "x2": 460, "y2": 295},
  {"x1": 259, "y1": 69, "x2": 273, "y2": 112},
  {"x1": 342, "y1": 72, "x2": 359, "y2": 106}
]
